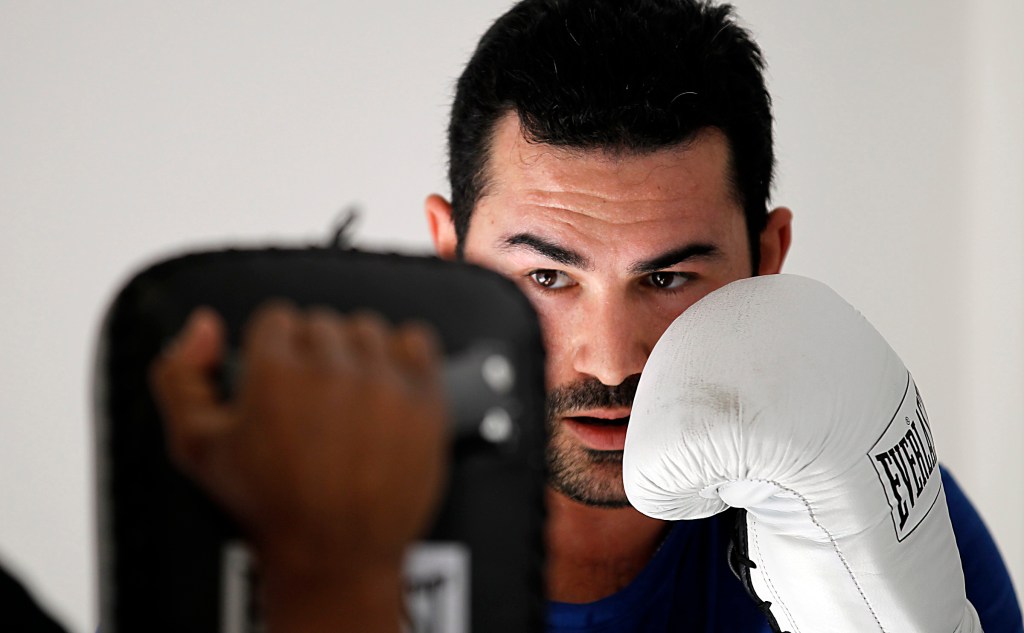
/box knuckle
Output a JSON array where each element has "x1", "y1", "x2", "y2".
[
  {"x1": 305, "y1": 307, "x2": 342, "y2": 333},
  {"x1": 249, "y1": 300, "x2": 300, "y2": 336},
  {"x1": 350, "y1": 310, "x2": 392, "y2": 336},
  {"x1": 401, "y1": 322, "x2": 442, "y2": 359},
  {"x1": 256, "y1": 299, "x2": 297, "y2": 322}
]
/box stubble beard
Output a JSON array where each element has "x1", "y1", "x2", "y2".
[{"x1": 544, "y1": 376, "x2": 640, "y2": 509}]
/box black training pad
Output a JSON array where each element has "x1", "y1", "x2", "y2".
[{"x1": 94, "y1": 247, "x2": 547, "y2": 633}]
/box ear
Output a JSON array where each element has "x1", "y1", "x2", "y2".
[
  {"x1": 425, "y1": 194, "x2": 458, "y2": 260},
  {"x1": 757, "y1": 207, "x2": 793, "y2": 275}
]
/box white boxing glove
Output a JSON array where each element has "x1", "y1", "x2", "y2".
[{"x1": 623, "y1": 275, "x2": 982, "y2": 633}]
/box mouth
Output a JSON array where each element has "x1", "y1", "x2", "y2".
[
  {"x1": 562, "y1": 412, "x2": 631, "y2": 451},
  {"x1": 568, "y1": 415, "x2": 630, "y2": 427}
]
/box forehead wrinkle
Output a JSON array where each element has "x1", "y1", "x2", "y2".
[
  {"x1": 521, "y1": 183, "x2": 689, "y2": 206},
  {"x1": 519, "y1": 154, "x2": 701, "y2": 196},
  {"x1": 512, "y1": 177, "x2": 712, "y2": 229},
  {"x1": 499, "y1": 163, "x2": 724, "y2": 229}
]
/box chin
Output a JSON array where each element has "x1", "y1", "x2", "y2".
[{"x1": 546, "y1": 435, "x2": 632, "y2": 508}]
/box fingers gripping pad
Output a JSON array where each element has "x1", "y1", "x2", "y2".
[{"x1": 94, "y1": 247, "x2": 548, "y2": 633}]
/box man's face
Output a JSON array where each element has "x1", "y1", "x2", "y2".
[{"x1": 427, "y1": 114, "x2": 790, "y2": 507}]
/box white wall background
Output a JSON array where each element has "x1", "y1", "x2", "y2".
[{"x1": 1, "y1": 1, "x2": 1020, "y2": 630}]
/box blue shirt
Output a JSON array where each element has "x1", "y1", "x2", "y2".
[{"x1": 547, "y1": 468, "x2": 1023, "y2": 632}]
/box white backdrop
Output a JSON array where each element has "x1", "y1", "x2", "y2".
[{"x1": 1, "y1": 1, "x2": 1020, "y2": 630}]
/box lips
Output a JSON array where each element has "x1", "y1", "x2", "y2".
[{"x1": 563, "y1": 413, "x2": 631, "y2": 451}]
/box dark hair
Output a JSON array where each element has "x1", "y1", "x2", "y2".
[{"x1": 448, "y1": 0, "x2": 774, "y2": 267}]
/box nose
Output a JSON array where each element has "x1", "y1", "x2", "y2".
[{"x1": 570, "y1": 297, "x2": 652, "y2": 387}]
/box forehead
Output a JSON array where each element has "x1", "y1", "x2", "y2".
[{"x1": 468, "y1": 114, "x2": 744, "y2": 247}]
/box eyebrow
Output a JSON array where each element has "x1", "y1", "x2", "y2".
[
  {"x1": 500, "y1": 233, "x2": 593, "y2": 270},
  {"x1": 628, "y1": 243, "x2": 722, "y2": 275},
  {"x1": 501, "y1": 232, "x2": 723, "y2": 275}
]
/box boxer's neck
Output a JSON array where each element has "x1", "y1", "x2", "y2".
[{"x1": 544, "y1": 488, "x2": 668, "y2": 603}]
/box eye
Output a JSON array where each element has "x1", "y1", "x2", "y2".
[
  {"x1": 646, "y1": 272, "x2": 689, "y2": 290},
  {"x1": 528, "y1": 269, "x2": 573, "y2": 290}
]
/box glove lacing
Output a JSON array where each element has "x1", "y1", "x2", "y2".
[{"x1": 726, "y1": 509, "x2": 793, "y2": 633}]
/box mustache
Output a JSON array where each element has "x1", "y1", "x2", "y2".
[{"x1": 546, "y1": 374, "x2": 641, "y2": 419}]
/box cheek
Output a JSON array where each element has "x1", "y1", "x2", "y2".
[
  {"x1": 644, "y1": 284, "x2": 708, "y2": 327},
  {"x1": 627, "y1": 284, "x2": 730, "y2": 353},
  {"x1": 640, "y1": 301, "x2": 695, "y2": 359},
  {"x1": 529, "y1": 301, "x2": 579, "y2": 389}
]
